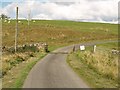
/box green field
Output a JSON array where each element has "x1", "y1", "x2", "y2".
[
  {"x1": 2, "y1": 20, "x2": 118, "y2": 88},
  {"x1": 2, "y1": 20, "x2": 118, "y2": 47},
  {"x1": 67, "y1": 42, "x2": 119, "y2": 88}
]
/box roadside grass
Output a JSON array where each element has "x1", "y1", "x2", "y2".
[
  {"x1": 2, "y1": 52, "x2": 46, "y2": 88},
  {"x1": 67, "y1": 42, "x2": 118, "y2": 88}
]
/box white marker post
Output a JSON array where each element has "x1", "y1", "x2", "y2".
[
  {"x1": 80, "y1": 45, "x2": 85, "y2": 51},
  {"x1": 93, "y1": 45, "x2": 96, "y2": 53}
]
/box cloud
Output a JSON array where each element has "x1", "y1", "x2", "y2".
[{"x1": 1, "y1": 0, "x2": 119, "y2": 24}]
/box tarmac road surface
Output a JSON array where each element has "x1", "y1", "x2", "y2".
[{"x1": 23, "y1": 40, "x2": 118, "y2": 88}]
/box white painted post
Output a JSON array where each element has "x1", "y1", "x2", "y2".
[{"x1": 93, "y1": 45, "x2": 96, "y2": 53}]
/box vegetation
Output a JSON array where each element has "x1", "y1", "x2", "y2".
[
  {"x1": 2, "y1": 20, "x2": 118, "y2": 88},
  {"x1": 3, "y1": 52, "x2": 34, "y2": 76},
  {"x1": 67, "y1": 42, "x2": 118, "y2": 88},
  {"x1": 2, "y1": 20, "x2": 118, "y2": 47},
  {"x1": 2, "y1": 52, "x2": 46, "y2": 88},
  {"x1": 0, "y1": 14, "x2": 10, "y2": 20}
]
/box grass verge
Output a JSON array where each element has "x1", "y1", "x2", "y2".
[
  {"x1": 67, "y1": 42, "x2": 118, "y2": 88},
  {"x1": 2, "y1": 52, "x2": 46, "y2": 88}
]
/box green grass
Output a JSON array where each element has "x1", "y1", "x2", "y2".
[
  {"x1": 12, "y1": 53, "x2": 46, "y2": 88},
  {"x1": 97, "y1": 42, "x2": 119, "y2": 50},
  {"x1": 2, "y1": 20, "x2": 118, "y2": 47},
  {"x1": 67, "y1": 42, "x2": 118, "y2": 88}
]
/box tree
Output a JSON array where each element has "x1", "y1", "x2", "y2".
[{"x1": 0, "y1": 14, "x2": 10, "y2": 20}]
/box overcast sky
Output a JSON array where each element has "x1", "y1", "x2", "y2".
[{"x1": 0, "y1": 0, "x2": 119, "y2": 24}]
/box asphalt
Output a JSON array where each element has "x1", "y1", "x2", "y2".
[{"x1": 23, "y1": 40, "x2": 118, "y2": 88}]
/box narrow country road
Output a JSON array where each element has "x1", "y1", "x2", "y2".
[{"x1": 23, "y1": 40, "x2": 118, "y2": 88}]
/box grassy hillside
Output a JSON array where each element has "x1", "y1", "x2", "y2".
[{"x1": 2, "y1": 20, "x2": 118, "y2": 47}]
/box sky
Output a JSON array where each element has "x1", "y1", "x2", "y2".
[{"x1": 0, "y1": 0, "x2": 119, "y2": 24}]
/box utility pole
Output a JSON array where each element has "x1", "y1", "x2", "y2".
[
  {"x1": 28, "y1": 12, "x2": 30, "y2": 26},
  {"x1": 28, "y1": 10, "x2": 31, "y2": 30},
  {"x1": 15, "y1": 7, "x2": 18, "y2": 52}
]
